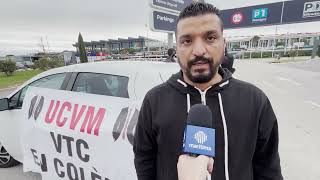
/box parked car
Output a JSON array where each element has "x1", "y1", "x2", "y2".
[
  {"x1": 0, "y1": 60, "x2": 179, "y2": 168},
  {"x1": 15, "y1": 62, "x2": 25, "y2": 69},
  {"x1": 23, "y1": 61, "x2": 34, "y2": 68}
]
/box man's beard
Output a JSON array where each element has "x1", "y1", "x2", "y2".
[{"x1": 180, "y1": 56, "x2": 220, "y2": 83}]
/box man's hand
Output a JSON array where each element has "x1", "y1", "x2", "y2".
[{"x1": 177, "y1": 155, "x2": 214, "y2": 180}]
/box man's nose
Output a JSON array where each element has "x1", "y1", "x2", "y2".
[{"x1": 192, "y1": 39, "x2": 206, "y2": 57}]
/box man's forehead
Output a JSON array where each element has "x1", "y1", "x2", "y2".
[{"x1": 177, "y1": 14, "x2": 222, "y2": 37}]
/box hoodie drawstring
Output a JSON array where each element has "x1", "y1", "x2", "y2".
[
  {"x1": 176, "y1": 79, "x2": 230, "y2": 180},
  {"x1": 218, "y1": 92, "x2": 230, "y2": 180},
  {"x1": 194, "y1": 86, "x2": 212, "y2": 106},
  {"x1": 187, "y1": 94, "x2": 191, "y2": 112}
]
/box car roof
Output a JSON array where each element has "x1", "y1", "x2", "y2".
[
  {"x1": 43, "y1": 60, "x2": 178, "y2": 76},
  {"x1": 8, "y1": 60, "x2": 180, "y2": 97}
]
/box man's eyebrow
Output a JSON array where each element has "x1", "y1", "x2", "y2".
[
  {"x1": 206, "y1": 30, "x2": 219, "y2": 35},
  {"x1": 178, "y1": 34, "x2": 191, "y2": 40}
]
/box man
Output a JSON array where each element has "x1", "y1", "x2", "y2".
[
  {"x1": 134, "y1": 2, "x2": 282, "y2": 180},
  {"x1": 221, "y1": 48, "x2": 235, "y2": 74},
  {"x1": 165, "y1": 48, "x2": 176, "y2": 62}
]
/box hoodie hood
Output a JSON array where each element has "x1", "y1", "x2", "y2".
[{"x1": 167, "y1": 67, "x2": 233, "y2": 96}]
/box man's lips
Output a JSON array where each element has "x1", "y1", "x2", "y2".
[
  {"x1": 192, "y1": 60, "x2": 209, "y2": 66},
  {"x1": 191, "y1": 61, "x2": 209, "y2": 71}
]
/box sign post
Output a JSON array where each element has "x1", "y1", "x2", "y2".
[{"x1": 149, "y1": 0, "x2": 193, "y2": 13}]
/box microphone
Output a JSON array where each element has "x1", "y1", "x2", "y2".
[
  {"x1": 178, "y1": 104, "x2": 215, "y2": 180},
  {"x1": 183, "y1": 104, "x2": 215, "y2": 157}
]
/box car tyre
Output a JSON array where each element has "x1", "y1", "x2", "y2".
[{"x1": 0, "y1": 142, "x2": 20, "y2": 168}]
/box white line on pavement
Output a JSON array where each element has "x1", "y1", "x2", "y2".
[
  {"x1": 261, "y1": 81, "x2": 287, "y2": 94},
  {"x1": 277, "y1": 77, "x2": 302, "y2": 86},
  {"x1": 305, "y1": 101, "x2": 320, "y2": 108}
]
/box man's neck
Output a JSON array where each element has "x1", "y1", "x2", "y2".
[{"x1": 183, "y1": 71, "x2": 223, "y2": 91}]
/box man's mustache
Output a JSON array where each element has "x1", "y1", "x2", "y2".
[{"x1": 188, "y1": 56, "x2": 213, "y2": 67}]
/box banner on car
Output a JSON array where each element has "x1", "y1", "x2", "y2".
[{"x1": 21, "y1": 87, "x2": 140, "y2": 180}]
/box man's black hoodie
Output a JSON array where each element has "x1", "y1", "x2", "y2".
[{"x1": 134, "y1": 68, "x2": 282, "y2": 180}]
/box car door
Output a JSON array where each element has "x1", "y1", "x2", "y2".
[{"x1": 0, "y1": 73, "x2": 69, "y2": 162}]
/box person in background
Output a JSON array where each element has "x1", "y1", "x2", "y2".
[
  {"x1": 221, "y1": 48, "x2": 235, "y2": 73},
  {"x1": 165, "y1": 48, "x2": 176, "y2": 62}
]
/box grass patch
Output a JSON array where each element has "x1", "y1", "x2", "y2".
[{"x1": 0, "y1": 69, "x2": 43, "y2": 89}]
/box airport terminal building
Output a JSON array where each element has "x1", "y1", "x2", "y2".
[
  {"x1": 226, "y1": 32, "x2": 320, "y2": 51},
  {"x1": 73, "y1": 36, "x2": 166, "y2": 54}
]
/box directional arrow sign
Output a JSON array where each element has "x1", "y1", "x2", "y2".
[{"x1": 150, "y1": 0, "x2": 193, "y2": 13}]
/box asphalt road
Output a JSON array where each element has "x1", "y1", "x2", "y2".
[
  {"x1": 0, "y1": 59, "x2": 319, "y2": 180},
  {"x1": 235, "y1": 59, "x2": 320, "y2": 180},
  {"x1": 0, "y1": 87, "x2": 16, "y2": 98}
]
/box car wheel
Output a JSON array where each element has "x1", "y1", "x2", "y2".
[{"x1": 0, "y1": 142, "x2": 20, "y2": 168}]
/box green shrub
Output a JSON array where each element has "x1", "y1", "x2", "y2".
[
  {"x1": 0, "y1": 59, "x2": 16, "y2": 76},
  {"x1": 298, "y1": 50, "x2": 312, "y2": 56},
  {"x1": 243, "y1": 52, "x2": 250, "y2": 59},
  {"x1": 34, "y1": 58, "x2": 64, "y2": 70},
  {"x1": 251, "y1": 52, "x2": 261, "y2": 58},
  {"x1": 48, "y1": 58, "x2": 64, "y2": 69},
  {"x1": 262, "y1": 52, "x2": 273, "y2": 58},
  {"x1": 34, "y1": 58, "x2": 49, "y2": 70}
]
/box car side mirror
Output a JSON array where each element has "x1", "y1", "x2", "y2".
[{"x1": 0, "y1": 98, "x2": 9, "y2": 111}]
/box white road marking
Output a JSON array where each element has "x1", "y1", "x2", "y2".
[
  {"x1": 277, "y1": 77, "x2": 302, "y2": 86},
  {"x1": 261, "y1": 81, "x2": 287, "y2": 94},
  {"x1": 305, "y1": 101, "x2": 320, "y2": 108}
]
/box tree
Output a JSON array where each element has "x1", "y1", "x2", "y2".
[
  {"x1": 0, "y1": 59, "x2": 16, "y2": 76},
  {"x1": 78, "y1": 33, "x2": 88, "y2": 63}
]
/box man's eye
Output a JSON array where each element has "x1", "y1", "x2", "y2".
[
  {"x1": 207, "y1": 36, "x2": 216, "y2": 41},
  {"x1": 181, "y1": 39, "x2": 192, "y2": 45}
]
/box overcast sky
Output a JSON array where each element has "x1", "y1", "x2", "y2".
[{"x1": 1, "y1": 0, "x2": 320, "y2": 56}]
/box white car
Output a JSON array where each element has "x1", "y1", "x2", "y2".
[{"x1": 0, "y1": 60, "x2": 179, "y2": 168}]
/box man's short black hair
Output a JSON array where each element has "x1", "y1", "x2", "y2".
[{"x1": 177, "y1": 2, "x2": 224, "y2": 32}]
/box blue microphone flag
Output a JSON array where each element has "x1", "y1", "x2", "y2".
[{"x1": 183, "y1": 125, "x2": 215, "y2": 157}]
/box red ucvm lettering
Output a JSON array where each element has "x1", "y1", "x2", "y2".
[{"x1": 44, "y1": 100, "x2": 106, "y2": 136}]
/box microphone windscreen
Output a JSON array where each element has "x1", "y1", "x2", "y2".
[{"x1": 187, "y1": 104, "x2": 212, "y2": 128}]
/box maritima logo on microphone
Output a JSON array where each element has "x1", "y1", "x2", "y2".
[
  {"x1": 194, "y1": 131, "x2": 207, "y2": 144},
  {"x1": 189, "y1": 131, "x2": 211, "y2": 151}
]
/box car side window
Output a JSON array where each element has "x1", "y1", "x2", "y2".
[
  {"x1": 72, "y1": 73, "x2": 129, "y2": 98},
  {"x1": 10, "y1": 73, "x2": 66, "y2": 108},
  {"x1": 9, "y1": 91, "x2": 21, "y2": 108}
]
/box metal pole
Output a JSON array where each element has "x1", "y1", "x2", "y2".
[
  {"x1": 168, "y1": 33, "x2": 174, "y2": 48},
  {"x1": 272, "y1": 26, "x2": 278, "y2": 58},
  {"x1": 311, "y1": 38, "x2": 319, "y2": 59}
]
